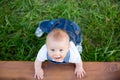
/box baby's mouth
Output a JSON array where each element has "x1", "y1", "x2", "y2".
[
  {"x1": 54, "y1": 57, "x2": 61, "y2": 59},
  {"x1": 53, "y1": 57, "x2": 62, "y2": 61}
]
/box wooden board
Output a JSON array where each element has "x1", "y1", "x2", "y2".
[{"x1": 0, "y1": 61, "x2": 120, "y2": 80}]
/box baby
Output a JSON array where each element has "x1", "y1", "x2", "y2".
[{"x1": 34, "y1": 19, "x2": 86, "y2": 80}]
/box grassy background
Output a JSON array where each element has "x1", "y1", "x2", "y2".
[{"x1": 0, "y1": 0, "x2": 120, "y2": 61}]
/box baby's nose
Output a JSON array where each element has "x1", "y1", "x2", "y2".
[{"x1": 54, "y1": 52, "x2": 60, "y2": 56}]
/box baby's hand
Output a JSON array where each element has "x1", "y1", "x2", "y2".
[
  {"x1": 75, "y1": 66, "x2": 86, "y2": 79},
  {"x1": 34, "y1": 68, "x2": 44, "y2": 80}
]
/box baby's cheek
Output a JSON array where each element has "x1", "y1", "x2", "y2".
[
  {"x1": 62, "y1": 52, "x2": 67, "y2": 56},
  {"x1": 48, "y1": 52, "x2": 52, "y2": 56}
]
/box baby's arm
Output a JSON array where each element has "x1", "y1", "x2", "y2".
[
  {"x1": 75, "y1": 61, "x2": 86, "y2": 78},
  {"x1": 34, "y1": 44, "x2": 47, "y2": 79},
  {"x1": 69, "y1": 41, "x2": 86, "y2": 78},
  {"x1": 34, "y1": 59, "x2": 44, "y2": 80}
]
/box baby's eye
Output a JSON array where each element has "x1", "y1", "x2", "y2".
[
  {"x1": 60, "y1": 49, "x2": 63, "y2": 52},
  {"x1": 51, "y1": 49, "x2": 55, "y2": 51}
]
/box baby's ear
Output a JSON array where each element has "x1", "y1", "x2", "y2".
[{"x1": 68, "y1": 42, "x2": 71, "y2": 48}]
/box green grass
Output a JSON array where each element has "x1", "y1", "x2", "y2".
[{"x1": 0, "y1": 0, "x2": 120, "y2": 61}]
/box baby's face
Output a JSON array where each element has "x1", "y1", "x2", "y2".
[{"x1": 46, "y1": 38, "x2": 70, "y2": 62}]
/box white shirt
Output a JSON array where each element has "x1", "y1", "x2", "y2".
[{"x1": 36, "y1": 41, "x2": 82, "y2": 63}]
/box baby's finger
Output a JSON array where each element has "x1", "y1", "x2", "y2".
[
  {"x1": 81, "y1": 72, "x2": 85, "y2": 78},
  {"x1": 34, "y1": 74, "x2": 38, "y2": 79},
  {"x1": 82, "y1": 70, "x2": 86, "y2": 77},
  {"x1": 40, "y1": 75, "x2": 44, "y2": 80},
  {"x1": 36, "y1": 75, "x2": 40, "y2": 80},
  {"x1": 33, "y1": 74, "x2": 36, "y2": 79},
  {"x1": 82, "y1": 69, "x2": 86, "y2": 74},
  {"x1": 77, "y1": 73, "x2": 81, "y2": 79},
  {"x1": 79, "y1": 74, "x2": 82, "y2": 79},
  {"x1": 74, "y1": 70, "x2": 77, "y2": 75}
]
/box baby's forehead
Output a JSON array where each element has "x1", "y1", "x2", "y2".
[
  {"x1": 46, "y1": 38, "x2": 70, "y2": 47},
  {"x1": 47, "y1": 29, "x2": 69, "y2": 41},
  {"x1": 48, "y1": 36, "x2": 69, "y2": 44}
]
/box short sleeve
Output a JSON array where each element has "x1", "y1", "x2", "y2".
[
  {"x1": 69, "y1": 41, "x2": 82, "y2": 63},
  {"x1": 36, "y1": 44, "x2": 47, "y2": 62}
]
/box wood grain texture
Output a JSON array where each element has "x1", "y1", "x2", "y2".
[{"x1": 0, "y1": 61, "x2": 120, "y2": 80}]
